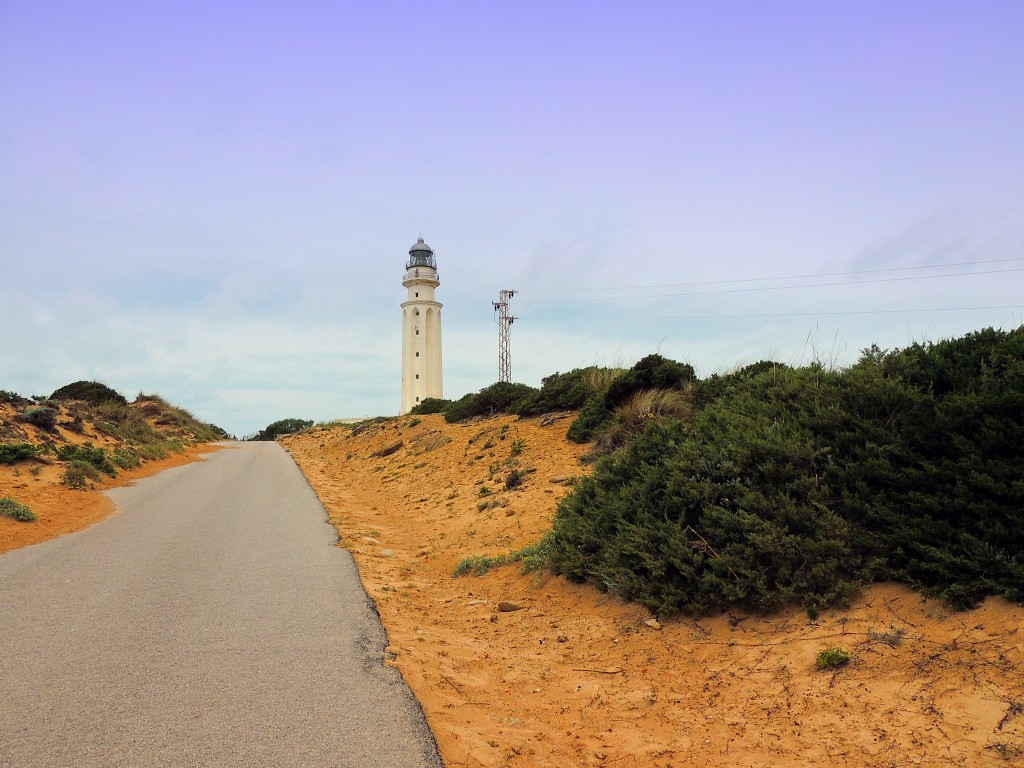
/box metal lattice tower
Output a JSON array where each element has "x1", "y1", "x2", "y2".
[{"x1": 492, "y1": 289, "x2": 517, "y2": 382}]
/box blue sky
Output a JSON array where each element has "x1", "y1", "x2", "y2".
[{"x1": 2, "y1": 1, "x2": 1022, "y2": 436}]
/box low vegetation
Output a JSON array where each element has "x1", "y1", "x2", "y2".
[
  {"x1": 548, "y1": 327, "x2": 1024, "y2": 615},
  {"x1": 248, "y1": 418, "x2": 313, "y2": 441},
  {"x1": 21, "y1": 406, "x2": 58, "y2": 429},
  {"x1": 50, "y1": 380, "x2": 128, "y2": 406},
  {"x1": 1, "y1": 382, "x2": 227, "y2": 490},
  {"x1": 816, "y1": 647, "x2": 852, "y2": 670},
  {"x1": 0, "y1": 497, "x2": 37, "y2": 522},
  {"x1": 0, "y1": 443, "x2": 38, "y2": 464}
]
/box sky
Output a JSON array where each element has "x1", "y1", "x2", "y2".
[{"x1": 1, "y1": 1, "x2": 1022, "y2": 437}]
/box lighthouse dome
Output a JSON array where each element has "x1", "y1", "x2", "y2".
[
  {"x1": 409, "y1": 237, "x2": 433, "y2": 255},
  {"x1": 407, "y1": 236, "x2": 436, "y2": 269}
]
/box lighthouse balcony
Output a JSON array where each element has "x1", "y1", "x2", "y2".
[{"x1": 403, "y1": 267, "x2": 439, "y2": 283}]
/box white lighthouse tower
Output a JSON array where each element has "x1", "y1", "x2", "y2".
[{"x1": 401, "y1": 236, "x2": 443, "y2": 414}]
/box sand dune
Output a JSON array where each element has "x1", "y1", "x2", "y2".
[{"x1": 283, "y1": 412, "x2": 1024, "y2": 767}]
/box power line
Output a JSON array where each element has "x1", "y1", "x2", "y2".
[
  {"x1": 517, "y1": 256, "x2": 1024, "y2": 295},
  {"x1": 517, "y1": 304, "x2": 1024, "y2": 322},
  {"x1": 516, "y1": 266, "x2": 1024, "y2": 304}
]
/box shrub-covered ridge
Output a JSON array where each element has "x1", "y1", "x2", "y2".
[{"x1": 549, "y1": 327, "x2": 1024, "y2": 615}]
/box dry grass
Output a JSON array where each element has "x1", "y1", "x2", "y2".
[
  {"x1": 592, "y1": 387, "x2": 693, "y2": 455},
  {"x1": 582, "y1": 365, "x2": 626, "y2": 393}
]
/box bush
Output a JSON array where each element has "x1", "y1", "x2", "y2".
[
  {"x1": 21, "y1": 406, "x2": 58, "y2": 430},
  {"x1": 111, "y1": 447, "x2": 141, "y2": 470},
  {"x1": 515, "y1": 368, "x2": 593, "y2": 416},
  {"x1": 567, "y1": 355, "x2": 696, "y2": 443},
  {"x1": 0, "y1": 497, "x2": 37, "y2": 522},
  {"x1": 817, "y1": 647, "x2": 851, "y2": 669},
  {"x1": 442, "y1": 382, "x2": 538, "y2": 423},
  {"x1": 548, "y1": 327, "x2": 1024, "y2": 615},
  {"x1": 93, "y1": 402, "x2": 163, "y2": 444},
  {"x1": 50, "y1": 381, "x2": 127, "y2": 406},
  {"x1": 62, "y1": 460, "x2": 101, "y2": 489},
  {"x1": 57, "y1": 444, "x2": 117, "y2": 477},
  {"x1": 250, "y1": 418, "x2": 313, "y2": 441},
  {"x1": 550, "y1": 413, "x2": 864, "y2": 616},
  {"x1": 505, "y1": 468, "x2": 525, "y2": 490},
  {"x1": 566, "y1": 394, "x2": 614, "y2": 443},
  {"x1": 0, "y1": 390, "x2": 25, "y2": 404},
  {"x1": 410, "y1": 397, "x2": 450, "y2": 415},
  {"x1": 0, "y1": 443, "x2": 39, "y2": 464},
  {"x1": 590, "y1": 388, "x2": 693, "y2": 456}
]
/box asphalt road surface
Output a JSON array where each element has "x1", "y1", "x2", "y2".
[{"x1": 0, "y1": 442, "x2": 442, "y2": 767}]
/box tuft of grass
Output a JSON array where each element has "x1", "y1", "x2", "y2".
[
  {"x1": 584, "y1": 387, "x2": 693, "y2": 459},
  {"x1": 0, "y1": 497, "x2": 37, "y2": 522},
  {"x1": 867, "y1": 624, "x2": 907, "y2": 647},
  {"x1": 816, "y1": 647, "x2": 851, "y2": 670},
  {"x1": 583, "y1": 366, "x2": 626, "y2": 393},
  {"x1": 62, "y1": 460, "x2": 101, "y2": 489},
  {"x1": 509, "y1": 438, "x2": 525, "y2": 456},
  {"x1": 478, "y1": 485, "x2": 492, "y2": 497},
  {"x1": 453, "y1": 536, "x2": 554, "y2": 577}
]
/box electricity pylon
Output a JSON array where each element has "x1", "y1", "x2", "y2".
[{"x1": 492, "y1": 290, "x2": 517, "y2": 382}]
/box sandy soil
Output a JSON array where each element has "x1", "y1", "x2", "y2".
[{"x1": 283, "y1": 413, "x2": 1024, "y2": 767}]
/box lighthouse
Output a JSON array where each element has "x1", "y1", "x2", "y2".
[{"x1": 401, "y1": 236, "x2": 443, "y2": 414}]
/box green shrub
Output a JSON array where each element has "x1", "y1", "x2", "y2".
[
  {"x1": 57, "y1": 444, "x2": 117, "y2": 477},
  {"x1": 590, "y1": 387, "x2": 693, "y2": 457},
  {"x1": 566, "y1": 394, "x2": 612, "y2": 443},
  {"x1": 816, "y1": 647, "x2": 851, "y2": 669},
  {"x1": 453, "y1": 536, "x2": 555, "y2": 577},
  {"x1": 567, "y1": 355, "x2": 697, "y2": 443},
  {"x1": 0, "y1": 497, "x2": 37, "y2": 522},
  {"x1": 141, "y1": 444, "x2": 168, "y2": 460},
  {"x1": 21, "y1": 406, "x2": 58, "y2": 430},
  {"x1": 548, "y1": 327, "x2": 1024, "y2": 615},
  {"x1": 62, "y1": 460, "x2": 101, "y2": 489},
  {"x1": 0, "y1": 390, "x2": 25, "y2": 404},
  {"x1": 111, "y1": 447, "x2": 141, "y2": 469},
  {"x1": 50, "y1": 381, "x2": 127, "y2": 406},
  {"x1": 0, "y1": 443, "x2": 38, "y2": 464},
  {"x1": 93, "y1": 402, "x2": 162, "y2": 444},
  {"x1": 505, "y1": 468, "x2": 525, "y2": 490},
  {"x1": 250, "y1": 418, "x2": 313, "y2": 441},
  {"x1": 515, "y1": 368, "x2": 593, "y2": 416},
  {"x1": 409, "y1": 397, "x2": 450, "y2": 415},
  {"x1": 442, "y1": 382, "x2": 538, "y2": 423}
]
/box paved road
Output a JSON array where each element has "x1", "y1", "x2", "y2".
[{"x1": 0, "y1": 442, "x2": 442, "y2": 768}]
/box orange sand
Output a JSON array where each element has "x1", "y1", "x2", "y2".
[{"x1": 283, "y1": 413, "x2": 1024, "y2": 767}]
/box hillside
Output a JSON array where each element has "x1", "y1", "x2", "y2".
[
  {"x1": 283, "y1": 413, "x2": 1024, "y2": 767},
  {"x1": 0, "y1": 385, "x2": 223, "y2": 552}
]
